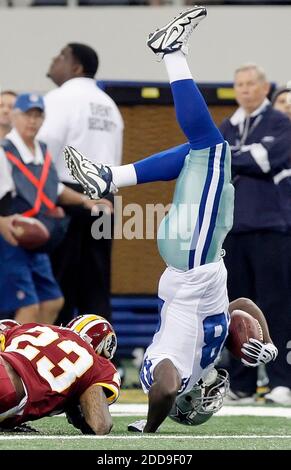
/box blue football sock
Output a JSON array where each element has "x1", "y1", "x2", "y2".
[
  {"x1": 134, "y1": 142, "x2": 190, "y2": 184},
  {"x1": 171, "y1": 79, "x2": 224, "y2": 150}
]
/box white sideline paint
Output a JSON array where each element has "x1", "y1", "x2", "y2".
[
  {"x1": 110, "y1": 404, "x2": 291, "y2": 418},
  {"x1": 0, "y1": 435, "x2": 291, "y2": 441}
]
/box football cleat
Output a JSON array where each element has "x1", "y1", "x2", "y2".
[
  {"x1": 224, "y1": 389, "x2": 255, "y2": 404},
  {"x1": 63, "y1": 145, "x2": 117, "y2": 200},
  {"x1": 147, "y1": 6, "x2": 207, "y2": 60},
  {"x1": 127, "y1": 419, "x2": 146, "y2": 433},
  {"x1": 127, "y1": 419, "x2": 161, "y2": 433},
  {"x1": 265, "y1": 386, "x2": 291, "y2": 406},
  {"x1": 0, "y1": 423, "x2": 39, "y2": 433}
]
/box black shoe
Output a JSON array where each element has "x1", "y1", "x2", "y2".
[{"x1": 0, "y1": 423, "x2": 39, "y2": 433}]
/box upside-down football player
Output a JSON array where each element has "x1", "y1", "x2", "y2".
[
  {"x1": 0, "y1": 315, "x2": 119, "y2": 434},
  {"x1": 63, "y1": 7, "x2": 278, "y2": 432}
]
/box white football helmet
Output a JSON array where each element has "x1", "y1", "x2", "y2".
[
  {"x1": 66, "y1": 314, "x2": 117, "y2": 360},
  {"x1": 169, "y1": 368, "x2": 229, "y2": 426}
]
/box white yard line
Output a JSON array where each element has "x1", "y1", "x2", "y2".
[
  {"x1": 110, "y1": 404, "x2": 291, "y2": 418},
  {"x1": 0, "y1": 435, "x2": 291, "y2": 440}
]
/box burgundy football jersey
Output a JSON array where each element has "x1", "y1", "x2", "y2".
[{"x1": 1, "y1": 323, "x2": 120, "y2": 426}]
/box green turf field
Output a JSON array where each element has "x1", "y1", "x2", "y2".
[{"x1": 0, "y1": 414, "x2": 291, "y2": 450}]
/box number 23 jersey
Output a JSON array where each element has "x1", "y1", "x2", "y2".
[{"x1": 1, "y1": 323, "x2": 120, "y2": 425}]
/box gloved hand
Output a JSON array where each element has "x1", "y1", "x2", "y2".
[
  {"x1": 65, "y1": 403, "x2": 95, "y2": 435},
  {"x1": 241, "y1": 338, "x2": 278, "y2": 367}
]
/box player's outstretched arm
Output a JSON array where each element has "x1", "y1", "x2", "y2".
[
  {"x1": 229, "y1": 297, "x2": 272, "y2": 343},
  {"x1": 79, "y1": 384, "x2": 112, "y2": 435},
  {"x1": 229, "y1": 297, "x2": 278, "y2": 367}
]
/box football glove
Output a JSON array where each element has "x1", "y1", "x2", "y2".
[
  {"x1": 65, "y1": 403, "x2": 95, "y2": 435},
  {"x1": 241, "y1": 338, "x2": 278, "y2": 367}
]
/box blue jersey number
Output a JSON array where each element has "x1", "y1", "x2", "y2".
[{"x1": 200, "y1": 313, "x2": 228, "y2": 369}]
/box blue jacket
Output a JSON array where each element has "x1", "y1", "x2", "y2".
[{"x1": 220, "y1": 103, "x2": 291, "y2": 232}]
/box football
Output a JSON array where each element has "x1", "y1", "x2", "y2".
[
  {"x1": 12, "y1": 216, "x2": 50, "y2": 250},
  {"x1": 227, "y1": 309, "x2": 264, "y2": 360}
]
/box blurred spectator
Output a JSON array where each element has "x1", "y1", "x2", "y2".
[
  {"x1": 0, "y1": 91, "x2": 17, "y2": 140},
  {"x1": 272, "y1": 84, "x2": 291, "y2": 121},
  {"x1": 220, "y1": 63, "x2": 291, "y2": 405},
  {"x1": 0, "y1": 93, "x2": 64, "y2": 324},
  {"x1": 0, "y1": 93, "x2": 105, "y2": 325},
  {"x1": 38, "y1": 43, "x2": 123, "y2": 330}
]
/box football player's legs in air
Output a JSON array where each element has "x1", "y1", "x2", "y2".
[
  {"x1": 136, "y1": 7, "x2": 234, "y2": 433},
  {"x1": 64, "y1": 6, "x2": 234, "y2": 433}
]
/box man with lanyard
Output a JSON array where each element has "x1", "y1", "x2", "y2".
[{"x1": 0, "y1": 93, "x2": 107, "y2": 325}]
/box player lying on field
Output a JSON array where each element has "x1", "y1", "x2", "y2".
[
  {"x1": 63, "y1": 7, "x2": 277, "y2": 433},
  {"x1": 0, "y1": 315, "x2": 119, "y2": 434}
]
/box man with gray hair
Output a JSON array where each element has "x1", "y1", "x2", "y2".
[{"x1": 220, "y1": 63, "x2": 291, "y2": 405}]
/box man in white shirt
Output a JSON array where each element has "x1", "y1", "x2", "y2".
[{"x1": 38, "y1": 43, "x2": 124, "y2": 329}]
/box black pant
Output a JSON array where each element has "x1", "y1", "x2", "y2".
[
  {"x1": 223, "y1": 231, "x2": 291, "y2": 393},
  {"x1": 51, "y1": 185, "x2": 113, "y2": 326}
]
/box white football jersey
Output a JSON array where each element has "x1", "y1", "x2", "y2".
[{"x1": 140, "y1": 260, "x2": 230, "y2": 394}]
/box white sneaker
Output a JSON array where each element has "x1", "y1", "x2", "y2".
[
  {"x1": 147, "y1": 6, "x2": 207, "y2": 60},
  {"x1": 63, "y1": 145, "x2": 117, "y2": 200},
  {"x1": 127, "y1": 419, "x2": 146, "y2": 433},
  {"x1": 265, "y1": 386, "x2": 291, "y2": 405},
  {"x1": 224, "y1": 389, "x2": 256, "y2": 405}
]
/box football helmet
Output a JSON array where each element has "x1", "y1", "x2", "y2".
[
  {"x1": 66, "y1": 314, "x2": 117, "y2": 360},
  {"x1": 0, "y1": 319, "x2": 20, "y2": 352},
  {"x1": 0, "y1": 319, "x2": 20, "y2": 331},
  {"x1": 169, "y1": 368, "x2": 229, "y2": 426}
]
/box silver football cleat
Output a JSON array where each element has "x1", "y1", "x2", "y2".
[
  {"x1": 64, "y1": 145, "x2": 117, "y2": 200},
  {"x1": 147, "y1": 6, "x2": 207, "y2": 60}
]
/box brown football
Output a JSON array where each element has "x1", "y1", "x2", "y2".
[
  {"x1": 13, "y1": 216, "x2": 50, "y2": 250},
  {"x1": 227, "y1": 309, "x2": 264, "y2": 360}
]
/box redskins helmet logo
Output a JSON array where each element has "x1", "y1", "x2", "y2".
[{"x1": 102, "y1": 331, "x2": 117, "y2": 359}]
